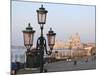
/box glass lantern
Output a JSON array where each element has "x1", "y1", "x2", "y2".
[
  {"x1": 37, "y1": 5, "x2": 48, "y2": 25},
  {"x1": 22, "y1": 23, "x2": 35, "y2": 50},
  {"x1": 47, "y1": 28, "x2": 56, "y2": 50}
]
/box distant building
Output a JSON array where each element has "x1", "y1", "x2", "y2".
[
  {"x1": 84, "y1": 43, "x2": 96, "y2": 56},
  {"x1": 54, "y1": 33, "x2": 83, "y2": 49},
  {"x1": 51, "y1": 33, "x2": 89, "y2": 59},
  {"x1": 86, "y1": 43, "x2": 96, "y2": 47},
  {"x1": 54, "y1": 40, "x2": 66, "y2": 49},
  {"x1": 50, "y1": 49, "x2": 87, "y2": 60},
  {"x1": 65, "y1": 33, "x2": 83, "y2": 49}
]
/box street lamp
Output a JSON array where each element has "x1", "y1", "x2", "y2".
[
  {"x1": 22, "y1": 5, "x2": 56, "y2": 73},
  {"x1": 22, "y1": 23, "x2": 35, "y2": 68},
  {"x1": 36, "y1": 5, "x2": 56, "y2": 73}
]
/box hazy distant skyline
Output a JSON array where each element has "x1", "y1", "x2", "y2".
[{"x1": 12, "y1": 1, "x2": 95, "y2": 46}]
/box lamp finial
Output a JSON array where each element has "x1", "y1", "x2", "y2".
[
  {"x1": 41, "y1": 5, "x2": 43, "y2": 8},
  {"x1": 28, "y1": 23, "x2": 30, "y2": 26},
  {"x1": 50, "y1": 28, "x2": 52, "y2": 31}
]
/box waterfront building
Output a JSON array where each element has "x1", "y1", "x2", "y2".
[{"x1": 65, "y1": 33, "x2": 83, "y2": 49}]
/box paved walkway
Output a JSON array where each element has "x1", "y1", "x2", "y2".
[
  {"x1": 44, "y1": 59, "x2": 95, "y2": 72},
  {"x1": 16, "y1": 68, "x2": 39, "y2": 74},
  {"x1": 16, "y1": 56, "x2": 96, "y2": 74}
]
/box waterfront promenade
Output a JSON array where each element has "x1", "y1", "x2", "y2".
[{"x1": 16, "y1": 56, "x2": 96, "y2": 74}]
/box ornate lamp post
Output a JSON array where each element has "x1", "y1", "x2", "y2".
[
  {"x1": 22, "y1": 23, "x2": 35, "y2": 68},
  {"x1": 22, "y1": 5, "x2": 56, "y2": 73},
  {"x1": 36, "y1": 5, "x2": 56, "y2": 73}
]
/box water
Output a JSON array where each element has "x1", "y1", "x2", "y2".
[
  {"x1": 11, "y1": 48, "x2": 26, "y2": 63},
  {"x1": 11, "y1": 48, "x2": 85, "y2": 63}
]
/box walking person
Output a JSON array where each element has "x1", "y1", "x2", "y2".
[
  {"x1": 11, "y1": 62, "x2": 17, "y2": 75},
  {"x1": 74, "y1": 60, "x2": 77, "y2": 65}
]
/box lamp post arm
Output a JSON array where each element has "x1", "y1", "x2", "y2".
[
  {"x1": 44, "y1": 39, "x2": 48, "y2": 54},
  {"x1": 36, "y1": 37, "x2": 40, "y2": 50},
  {"x1": 36, "y1": 39, "x2": 38, "y2": 50},
  {"x1": 44, "y1": 39, "x2": 52, "y2": 55}
]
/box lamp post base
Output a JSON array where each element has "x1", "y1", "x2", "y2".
[{"x1": 26, "y1": 51, "x2": 34, "y2": 68}]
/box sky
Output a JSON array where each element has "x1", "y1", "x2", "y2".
[{"x1": 11, "y1": 1, "x2": 96, "y2": 46}]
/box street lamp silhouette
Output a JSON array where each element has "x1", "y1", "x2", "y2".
[{"x1": 23, "y1": 5, "x2": 56, "y2": 73}]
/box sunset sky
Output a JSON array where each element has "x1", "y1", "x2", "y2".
[{"x1": 11, "y1": 1, "x2": 95, "y2": 46}]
